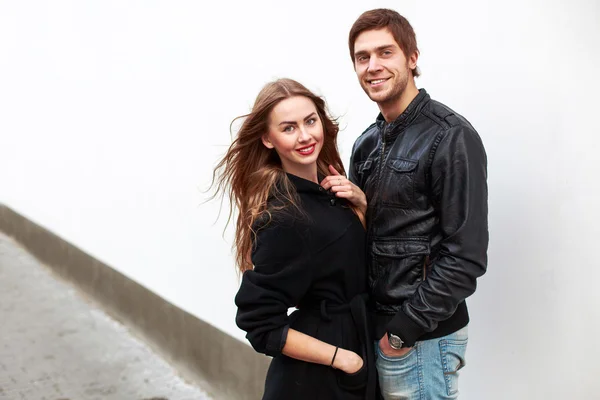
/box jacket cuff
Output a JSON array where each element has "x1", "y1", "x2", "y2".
[
  {"x1": 264, "y1": 325, "x2": 290, "y2": 357},
  {"x1": 385, "y1": 309, "x2": 425, "y2": 348}
]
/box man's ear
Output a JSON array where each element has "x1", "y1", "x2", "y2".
[
  {"x1": 261, "y1": 134, "x2": 274, "y2": 149},
  {"x1": 408, "y1": 50, "x2": 419, "y2": 71}
]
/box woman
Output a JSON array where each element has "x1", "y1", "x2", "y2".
[{"x1": 212, "y1": 78, "x2": 375, "y2": 399}]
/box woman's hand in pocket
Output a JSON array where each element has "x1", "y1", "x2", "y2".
[{"x1": 332, "y1": 348, "x2": 364, "y2": 374}]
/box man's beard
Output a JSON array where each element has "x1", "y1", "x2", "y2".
[{"x1": 363, "y1": 64, "x2": 410, "y2": 106}]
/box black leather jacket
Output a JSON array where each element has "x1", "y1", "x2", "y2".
[{"x1": 349, "y1": 89, "x2": 488, "y2": 347}]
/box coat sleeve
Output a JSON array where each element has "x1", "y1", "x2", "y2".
[
  {"x1": 386, "y1": 124, "x2": 489, "y2": 346},
  {"x1": 234, "y1": 217, "x2": 313, "y2": 357}
]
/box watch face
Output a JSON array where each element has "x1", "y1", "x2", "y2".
[{"x1": 389, "y1": 334, "x2": 403, "y2": 349}]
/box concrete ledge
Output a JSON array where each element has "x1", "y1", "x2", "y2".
[{"x1": 0, "y1": 203, "x2": 270, "y2": 400}]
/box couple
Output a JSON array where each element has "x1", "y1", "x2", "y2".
[{"x1": 213, "y1": 8, "x2": 488, "y2": 400}]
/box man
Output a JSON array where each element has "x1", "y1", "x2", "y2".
[{"x1": 347, "y1": 9, "x2": 488, "y2": 399}]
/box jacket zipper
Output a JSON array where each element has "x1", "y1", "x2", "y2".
[{"x1": 367, "y1": 125, "x2": 388, "y2": 247}]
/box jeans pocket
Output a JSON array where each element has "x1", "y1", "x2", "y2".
[
  {"x1": 376, "y1": 344, "x2": 417, "y2": 362},
  {"x1": 376, "y1": 344, "x2": 420, "y2": 399},
  {"x1": 439, "y1": 338, "x2": 467, "y2": 396}
]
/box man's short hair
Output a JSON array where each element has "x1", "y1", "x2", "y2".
[{"x1": 348, "y1": 8, "x2": 420, "y2": 77}]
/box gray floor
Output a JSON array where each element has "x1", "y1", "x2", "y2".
[{"x1": 0, "y1": 232, "x2": 211, "y2": 400}]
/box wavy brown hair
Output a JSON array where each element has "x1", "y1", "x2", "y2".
[{"x1": 211, "y1": 78, "x2": 346, "y2": 273}]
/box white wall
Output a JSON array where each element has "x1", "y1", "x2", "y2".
[{"x1": 1, "y1": 1, "x2": 598, "y2": 398}]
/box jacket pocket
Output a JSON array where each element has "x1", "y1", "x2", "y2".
[
  {"x1": 380, "y1": 158, "x2": 418, "y2": 208},
  {"x1": 371, "y1": 239, "x2": 429, "y2": 306}
]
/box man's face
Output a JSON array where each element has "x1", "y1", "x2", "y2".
[{"x1": 353, "y1": 28, "x2": 416, "y2": 106}]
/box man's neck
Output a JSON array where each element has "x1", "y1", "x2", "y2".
[{"x1": 379, "y1": 82, "x2": 419, "y2": 123}]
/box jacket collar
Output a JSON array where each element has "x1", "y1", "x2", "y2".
[{"x1": 375, "y1": 88, "x2": 430, "y2": 134}]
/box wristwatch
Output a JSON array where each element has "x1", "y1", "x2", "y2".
[{"x1": 388, "y1": 333, "x2": 404, "y2": 350}]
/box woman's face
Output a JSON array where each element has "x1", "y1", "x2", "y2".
[{"x1": 262, "y1": 96, "x2": 324, "y2": 180}]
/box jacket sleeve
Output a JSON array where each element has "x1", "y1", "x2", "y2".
[
  {"x1": 386, "y1": 124, "x2": 489, "y2": 346},
  {"x1": 234, "y1": 218, "x2": 312, "y2": 357}
]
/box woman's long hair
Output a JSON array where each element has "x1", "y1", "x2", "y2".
[{"x1": 211, "y1": 78, "x2": 346, "y2": 273}]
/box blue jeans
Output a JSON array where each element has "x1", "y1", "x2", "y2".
[{"x1": 375, "y1": 326, "x2": 468, "y2": 400}]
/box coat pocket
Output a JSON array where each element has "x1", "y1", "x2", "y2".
[{"x1": 336, "y1": 353, "x2": 368, "y2": 391}]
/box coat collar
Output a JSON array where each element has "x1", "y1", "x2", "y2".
[{"x1": 286, "y1": 172, "x2": 324, "y2": 194}]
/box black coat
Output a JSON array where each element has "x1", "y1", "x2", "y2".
[{"x1": 235, "y1": 173, "x2": 376, "y2": 400}]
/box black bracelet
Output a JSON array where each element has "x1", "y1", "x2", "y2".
[{"x1": 330, "y1": 346, "x2": 339, "y2": 368}]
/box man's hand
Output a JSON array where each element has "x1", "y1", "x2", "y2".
[{"x1": 379, "y1": 333, "x2": 412, "y2": 357}]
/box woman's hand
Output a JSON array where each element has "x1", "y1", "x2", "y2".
[
  {"x1": 320, "y1": 165, "x2": 367, "y2": 215},
  {"x1": 281, "y1": 329, "x2": 364, "y2": 373},
  {"x1": 332, "y1": 348, "x2": 364, "y2": 374}
]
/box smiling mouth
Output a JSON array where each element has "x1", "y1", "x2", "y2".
[
  {"x1": 296, "y1": 144, "x2": 316, "y2": 155},
  {"x1": 368, "y1": 78, "x2": 389, "y2": 86}
]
